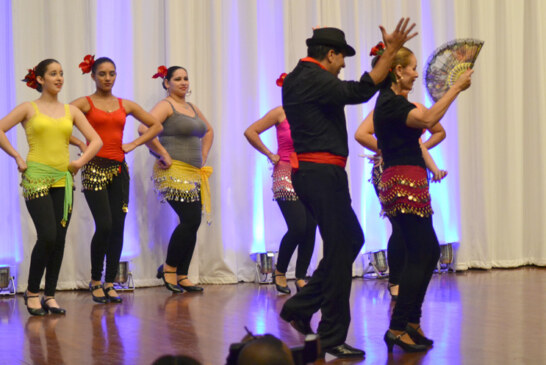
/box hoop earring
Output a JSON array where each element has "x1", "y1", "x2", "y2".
[{"x1": 186, "y1": 89, "x2": 192, "y2": 97}]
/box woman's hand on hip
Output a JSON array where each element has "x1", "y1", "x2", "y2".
[
  {"x1": 158, "y1": 153, "x2": 172, "y2": 169},
  {"x1": 15, "y1": 156, "x2": 27, "y2": 173}
]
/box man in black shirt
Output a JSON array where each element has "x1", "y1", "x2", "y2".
[{"x1": 280, "y1": 19, "x2": 417, "y2": 358}]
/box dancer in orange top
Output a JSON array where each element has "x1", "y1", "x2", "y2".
[{"x1": 71, "y1": 56, "x2": 165, "y2": 304}]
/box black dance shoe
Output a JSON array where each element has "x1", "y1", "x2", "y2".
[
  {"x1": 406, "y1": 325, "x2": 434, "y2": 347},
  {"x1": 23, "y1": 291, "x2": 47, "y2": 316},
  {"x1": 156, "y1": 265, "x2": 183, "y2": 293},
  {"x1": 384, "y1": 330, "x2": 428, "y2": 353},
  {"x1": 104, "y1": 286, "x2": 123, "y2": 303},
  {"x1": 272, "y1": 272, "x2": 291, "y2": 295},
  {"x1": 324, "y1": 343, "x2": 365, "y2": 358},
  {"x1": 89, "y1": 282, "x2": 109, "y2": 304},
  {"x1": 41, "y1": 297, "x2": 66, "y2": 315},
  {"x1": 295, "y1": 278, "x2": 306, "y2": 293},
  {"x1": 177, "y1": 276, "x2": 204, "y2": 292},
  {"x1": 280, "y1": 307, "x2": 313, "y2": 335}
]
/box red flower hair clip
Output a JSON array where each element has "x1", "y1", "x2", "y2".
[
  {"x1": 152, "y1": 65, "x2": 168, "y2": 79},
  {"x1": 369, "y1": 42, "x2": 386, "y2": 57},
  {"x1": 22, "y1": 68, "x2": 38, "y2": 90},
  {"x1": 276, "y1": 73, "x2": 287, "y2": 87},
  {"x1": 79, "y1": 54, "x2": 95, "y2": 74}
]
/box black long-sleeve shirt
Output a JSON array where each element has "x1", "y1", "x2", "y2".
[{"x1": 282, "y1": 60, "x2": 378, "y2": 157}]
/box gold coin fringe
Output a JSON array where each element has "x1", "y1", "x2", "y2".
[
  {"x1": 272, "y1": 162, "x2": 298, "y2": 201},
  {"x1": 21, "y1": 175, "x2": 58, "y2": 200},
  {"x1": 81, "y1": 159, "x2": 129, "y2": 213},
  {"x1": 378, "y1": 173, "x2": 432, "y2": 218},
  {"x1": 152, "y1": 176, "x2": 201, "y2": 203}
]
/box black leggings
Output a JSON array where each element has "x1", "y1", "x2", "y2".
[
  {"x1": 26, "y1": 187, "x2": 71, "y2": 296},
  {"x1": 387, "y1": 217, "x2": 405, "y2": 285},
  {"x1": 275, "y1": 199, "x2": 317, "y2": 278},
  {"x1": 165, "y1": 200, "x2": 202, "y2": 275},
  {"x1": 389, "y1": 214, "x2": 440, "y2": 330},
  {"x1": 85, "y1": 172, "x2": 128, "y2": 283}
]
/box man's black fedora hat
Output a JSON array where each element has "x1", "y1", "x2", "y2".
[{"x1": 306, "y1": 27, "x2": 356, "y2": 57}]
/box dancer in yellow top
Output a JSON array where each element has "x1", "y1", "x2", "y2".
[{"x1": 0, "y1": 59, "x2": 102, "y2": 315}]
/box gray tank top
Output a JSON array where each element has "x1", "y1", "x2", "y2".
[{"x1": 159, "y1": 101, "x2": 207, "y2": 168}]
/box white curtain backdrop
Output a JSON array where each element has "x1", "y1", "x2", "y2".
[{"x1": 1, "y1": 0, "x2": 545, "y2": 292}]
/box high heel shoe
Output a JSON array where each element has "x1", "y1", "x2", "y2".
[
  {"x1": 384, "y1": 330, "x2": 428, "y2": 353},
  {"x1": 104, "y1": 285, "x2": 123, "y2": 303},
  {"x1": 387, "y1": 283, "x2": 399, "y2": 300},
  {"x1": 41, "y1": 297, "x2": 66, "y2": 315},
  {"x1": 23, "y1": 291, "x2": 47, "y2": 316},
  {"x1": 157, "y1": 265, "x2": 183, "y2": 293},
  {"x1": 406, "y1": 325, "x2": 434, "y2": 347},
  {"x1": 177, "y1": 276, "x2": 204, "y2": 292},
  {"x1": 272, "y1": 272, "x2": 291, "y2": 295},
  {"x1": 295, "y1": 278, "x2": 306, "y2": 293},
  {"x1": 89, "y1": 282, "x2": 109, "y2": 304}
]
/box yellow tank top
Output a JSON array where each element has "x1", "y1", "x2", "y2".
[{"x1": 25, "y1": 102, "x2": 73, "y2": 187}]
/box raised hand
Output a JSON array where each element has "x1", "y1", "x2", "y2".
[{"x1": 379, "y1": 17, "x2": 418, "y2": 51}]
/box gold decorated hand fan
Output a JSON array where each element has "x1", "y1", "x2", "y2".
[{"x1": 424, "y1": 39, "x2": 484, "y2": 102}]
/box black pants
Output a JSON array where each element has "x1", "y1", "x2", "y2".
[
  {"x1": 275, "y1": 199, "x2": 317, "y2": 278},
  {"x1": 26, "y1": 187, "x2": 71, "y2": 296},
  {"x1": 281, "y1": 162, "x2": 364, "y2": 349},
  {"x1": 85, "y1": 172, "x2": 129, "y2": 283},
  {"x1": 165, "y1": 200, "x2": 202, "y2": 275},
  {"x1": 387, "y1": 217, "x2": 405, "y2": 285},
  {"x1": 389, "y1": 214, "x2": 440, "y2": 330}
]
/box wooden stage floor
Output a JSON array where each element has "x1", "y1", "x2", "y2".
[{"x1": 0, "y1": 267, "x2": 544, "y2": 364}]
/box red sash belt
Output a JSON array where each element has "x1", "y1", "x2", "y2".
[{"x1": 290, "y1": 152, "x2": 347, "y2": 170}]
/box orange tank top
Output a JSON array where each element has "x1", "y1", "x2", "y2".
[{"x1": 85, "y1": 96, "x2": 127, "y2": 162}]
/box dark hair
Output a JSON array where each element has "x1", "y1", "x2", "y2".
[
  {"x1": 152, "y1": 354, "x2": 201, "y2": 365},
  {"x1": 163, "y1": 66, "x2": 188, "y2": 90},
  {"x1": 307, "y1": 45, "x2": 342, "y2": 61},
  {"x1": 91, "y1": 57, "x2": 116, "y2": 74},
  {"x1": 34, "y1": 59, "x2": 60, "y2": 92},
  {"x1": 237, "y1": 334, "x2": 294, "y2": 365},
  {"x1": 371, "y1": 46, "x2": 414, "y2": 89}
]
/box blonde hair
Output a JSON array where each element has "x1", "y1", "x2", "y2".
[
  {"x1": 391, "y1": 47, "x2": 413, "y2": 69},
  {"x1": 390, "y1": 47, "x2": 414, "y2": 83},
  {"x1": 371, "y1": 46, "x2": 414, "y2": 88}
]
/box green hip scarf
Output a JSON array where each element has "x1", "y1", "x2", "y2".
[{"x1": 21, "y1": 161, "x2": 73, "y2": 227}]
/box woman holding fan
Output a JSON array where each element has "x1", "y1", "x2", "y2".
[
  {"x1": 355, "y1": 44, "x2": 447, "y2": 300},
  {"x1": 71, "y1": 55, "x2": 164, "y2": 304},
  {"x1": 371, "y1": 44, "x2": 472, "y2": 352}
]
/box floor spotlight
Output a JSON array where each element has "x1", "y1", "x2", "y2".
[
  {"x1": 437, "y1": 243, "x2": 455, "y2": 273},
  {"x1": 114, "y1": 261, "x2": 135, "y2": 291},
  {"x1": 363, "y1": 250, "x2": 389, "y2": 279},
  {"x1": 0, "y1": 265, "x2": 16, "y2": 296},
  {"x1": 249, "y1": 252, "x2": 277, "y2": 284}
]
